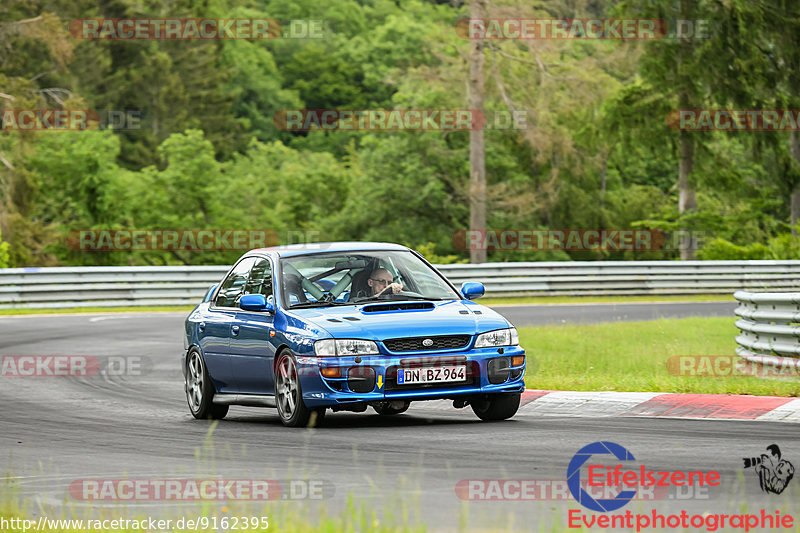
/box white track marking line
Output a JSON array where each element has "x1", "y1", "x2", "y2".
[{"x1": 756, "y1": 398, "x2": 800, "y2": 422}]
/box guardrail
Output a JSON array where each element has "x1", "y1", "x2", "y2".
[
  {"x1": 734, "y1": 291, "x2": 800, "y2": 370},
  {"x1": 0, "y1": 266, "x2": 228, "y2": 309},
  {"x1": 1, "y1": 260, "x2": 799, "y2": 309},
  {"x1": 440, "y1": 260, "x2": 800, "y2": 296}
]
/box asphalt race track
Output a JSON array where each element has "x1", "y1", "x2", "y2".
[{"x1": 1, "y1": 307, "x2": 796, "y2": 532}]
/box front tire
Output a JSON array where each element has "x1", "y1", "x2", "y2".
[
  {"x1": 185, "y1": 349, "x2": 229, "y2": 420},
  {"x1": 470, "y1": 393, "x2": 520, "y2": 421},
  {"x1": 275, "y1": 350, "x2": 325, "y2": 428}
]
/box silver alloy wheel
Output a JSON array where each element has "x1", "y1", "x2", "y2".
[
  {"x1": 186, "y1": 351, "x2": 204, "y2": 413},
  {"x1": 276, "y1": 355, "x2": 298, "y2": 419}
]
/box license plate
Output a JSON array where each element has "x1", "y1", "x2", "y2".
[{"x1": 397, "y1": 365, "x2": 467, "y2": 385}]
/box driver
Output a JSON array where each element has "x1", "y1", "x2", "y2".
[{"x1": 367, "y1": 268, "x2": 403, "y2": 296}]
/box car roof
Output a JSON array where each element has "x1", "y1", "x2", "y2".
[{"x1": 249, "y1": 241, "x2": 411, "y2": 258}]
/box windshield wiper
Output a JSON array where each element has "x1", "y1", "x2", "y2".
[
  {"x1": 290, "y1": 301, "x2": 354, "y2": 309},
  {"x1": 353, "y1": 295, "x2": 448, "y2": 303},
  {"x1": 390, "y1": 295, "x2": 449, "y2": 301}
]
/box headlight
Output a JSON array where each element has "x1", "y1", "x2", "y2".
[
  {"x1": 475, "y1": 327, "x2": 519, "y2": 348},
  {"x1": 313, "y1": 339, "x2": 379, "y2": 356}
]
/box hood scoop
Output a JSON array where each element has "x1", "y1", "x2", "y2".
[{"x1": 362, "y1": 302, "x2": 435, "y2": 313}]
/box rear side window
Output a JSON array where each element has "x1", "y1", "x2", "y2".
[{"x1": 215, "y1": 257, "x2": 256, "y2": 308}]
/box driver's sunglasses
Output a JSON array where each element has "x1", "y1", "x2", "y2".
[{"x1": 370, "y1": 278, "x2": 392, "y2": 285}]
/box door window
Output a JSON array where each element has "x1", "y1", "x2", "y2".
[
  {"x1": 244, "y1": 258, "x2": 273, "y2": 298},
  {"x1": 215, "y1": 257, "x2": 257, "y2": 308}
]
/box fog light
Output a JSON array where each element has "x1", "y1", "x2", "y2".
[
  {"x1": 487, "y1": 358, "x2": 510, "y2": 384},
  {"x1": 511, "y1": 356, "x2": 525, "y2": 367},
  {"x1": 321, "y1": 367, "x2": 341, "y2": 378},
  {"x1": 347, "y1": 366, "x2": 376, "y2": 393}
]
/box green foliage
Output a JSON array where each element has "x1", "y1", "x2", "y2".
[
  {"x1": 413, "y1": 242, "x2": 467, "y2": 265},
  {"x1": 221, "y1": 137, "x2": 351, "y2": 236},
  {"x1": 697, "y1": 238, "x2": 771, "y2": 260},
  {"x1": 0, "y1": 228, "x2": 9, "y2": 268},
  {"x1": 698, "y1": 235, "x2": 800, "y2": 260}
]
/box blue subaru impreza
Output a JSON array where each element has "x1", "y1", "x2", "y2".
[{"x1": 183, "y1": 242, "x2": 526, "y2": 427}]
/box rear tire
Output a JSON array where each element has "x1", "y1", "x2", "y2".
[
  {"x1": 185, "y1": 349, "x2": 229, "y2": 420},
  {"x1": 275, "y1": 350, "x2": 325, "y2": 428},
  {"x1": 470, "y1": 393, "x2": 520, "y2": 421}
]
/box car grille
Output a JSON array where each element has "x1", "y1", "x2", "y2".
[{"x1": 383, "y1": 335, "x2": 471, "y2": 352}]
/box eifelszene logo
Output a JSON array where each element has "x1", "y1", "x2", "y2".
[
  {"x1": 566, "y1": 442, "x2": 797, "y2": 531},
  {"x1": 568, "y1": 441, "x2": 637, "y2": 512},
  {"x1": 743, "y1": 444, "x2": 795, "y2": 495},
  {"x1": 567, "y1": 441, "x2": 721, "y2": 512}
]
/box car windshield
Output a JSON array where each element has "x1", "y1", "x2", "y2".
[{"x1": 279, "y1": 250, "x2": 460, "y2": 309}]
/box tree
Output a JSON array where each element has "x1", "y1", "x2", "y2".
[
  {"x1": 0, "y1": 7, "x2": 76, "y2": 267},
  {"x1": 614, "y1": 0, "x2": 718, "y2": 258},
  {"x1": 468, "y1": 0, "x2": 487, "y2": 264},
  {"x1": 762, "y1": 1, "x2": 800, "y2": 234}
]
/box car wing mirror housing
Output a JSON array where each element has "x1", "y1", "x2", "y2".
[
  {"x1": 460, "y1": 282, "x2": 485, "y2": 300},
  {"x1": 239, "y1": 294, "x2": 276, "y2": 313}
]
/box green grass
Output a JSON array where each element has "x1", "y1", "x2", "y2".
[
  {"x1": 483, "y1": 293, "x2": 734, "y2": 305},
  {"x1": 520, "y1": 317, "x2": 800, "y2": 396}
]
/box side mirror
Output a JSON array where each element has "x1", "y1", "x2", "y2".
[
  {"x1": 203, "y1": 284, "x2": 218, "y2": 303},
  {"x1": 239, "y1": 294, "x2": 276, "y2": 313},
  {"x1": 460, "y1": 282, "x2": 485, "y2": 300}
]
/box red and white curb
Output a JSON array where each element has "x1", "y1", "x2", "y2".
[{"x1": 411, "y1": 390, "x2": 800, "y2": 423}]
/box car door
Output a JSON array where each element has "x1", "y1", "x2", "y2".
[
  {"x1": 202, "y1": 256, "x2": 256, "y2": 393},
  {"x1": 228, "y1": 256, "x2": 277, "y2": 395}
]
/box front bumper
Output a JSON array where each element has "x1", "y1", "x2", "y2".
[{"x1": 296, "y1": 345, "x2": 526, "y2": 408}]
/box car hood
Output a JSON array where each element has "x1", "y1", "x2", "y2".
[{"x1": 285, "y1": 299, "x2": 510, "y2": 340}]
